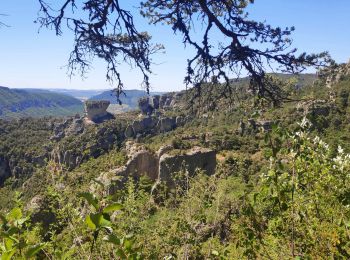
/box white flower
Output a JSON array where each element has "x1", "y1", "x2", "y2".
[
  {"x1": 299, "y1": 117, "x2": 311, "y2": 129},
  {"x1": 338, "y1": 145, "x2": 344, "y2": 155}
]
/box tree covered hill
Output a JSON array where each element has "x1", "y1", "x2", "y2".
[
  {"x1": 0, "y1": 86, "x2": 84, "y2": 119},
  {"x1": 0, "y1": 68, "x2": 350, "y2": 258}
]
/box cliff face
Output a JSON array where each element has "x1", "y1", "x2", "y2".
[{"x1": 93, "y1": 143, "x2": 216, "y2": 194}]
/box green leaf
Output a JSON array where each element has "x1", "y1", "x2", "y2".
[
  {"x1": 4, "y1": 238, "x2": 14, "y2": 251},
  {"x1": 85, "y1": 215, "x2": 96, "y2": 230},
  {"x1": 102, "y1": 203, "x2": 123, "y2": 213},
  {"x1": 7, "y1": 208, "x2": 22, "y2": 221},
  {"x1": 25, "y1": 243, "x2": 45, "y2": 258},
  {"x1": 0, "y1": 249, "x2": 16, "y2": 260},
  {"x1": 79, "y1": 192, "x2": 99, "y2": 211},
  {"x1": 104, "y1": 234, "x2": 121, "y2": 245},
  {"x1": 115, "y1": 248, "x2": 127, "y2": 259},
  {"x1": 90, "y1": 213, "x2": 111, "y2": 229},
  {"x1": 14, "y1": 217, "x2": 28, "y2": 228},
  {"x1": 123, "y1": 238, "x2": 133, "y2": 250}
]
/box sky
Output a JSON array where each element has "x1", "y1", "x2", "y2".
[{"x1": 0, "y1": 0, "x2": 349, "y2": 91}]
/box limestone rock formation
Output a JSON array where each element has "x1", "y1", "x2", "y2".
[
  {"x1": 157, "y1": 117, "x2": 176, "y2": 132},
  {"x1": 84, "y1": 100, "x2": 111, "y2": 122},
  {"x1": 124, "y1": 115, "x2": 186, "y2": 138},
  {"x1": 297, "y1": 100, "x2": 332, "y2": 117},
  {"x1": 138, "y1": 92, "x2": 185, "y2": 115},
  {"x1": 138, "y1": 97, "x2": 155, "y2": 115},
  {"x1": 50, "y1": 118, "x2": 85, "y2": 142},
  {"x1": 158, "y1": 147, "x2": 216, "y2": 186},
  {"x1": 94, "y1": 144, "x2": 216, "y2": 194}
]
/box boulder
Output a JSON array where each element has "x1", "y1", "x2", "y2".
[
  {"x1": 157, "y1": 145, "x2": 173, "y2": 158},
  {"x1": 104, "y1": 148, "x2": 159, "y2": 193},
  {"x1": 84, "y1": 100, "x2": 110, "y2": 121},
  {"x1": 298, "y1": 100, "x2": 332, "y2": 117}
]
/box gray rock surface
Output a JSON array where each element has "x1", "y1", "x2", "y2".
[
  {"x1": 158, "y1": 147, "x2": 216, "y2": 186},
  {"x1": 138, "y1": 97, "x2": 154, "y2": 115},
  {"x1": 84, "y1": 100, "x2": 110, "y2": 121},
  {"x1": 95, "y1": 144, "x2": 216, "y2": 194},
  {"x1": 124, "y1": 125, "x2": 134, "y2": 138},
  {"x1": 158, "y1": 117, "x2": 176, "y2": 132}
]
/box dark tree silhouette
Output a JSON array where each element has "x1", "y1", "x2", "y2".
[
  {"x1": 37, "y1": 0, "x2": 332, "y2": 104},
  {"x1": 0, "y1": 14, "x2": 9, "y2": 28}
]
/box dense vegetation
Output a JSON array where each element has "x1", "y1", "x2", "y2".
[
  {"x1": 0, "y1": 87, "x2": 83, "y2": 119},
  {"x1": 1, "y1": 72, "x2": 350, "y2": 258}
]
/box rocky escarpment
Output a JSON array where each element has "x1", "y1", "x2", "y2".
[
  {"x1": 158, "y1": 147, "x2": 216, "y2": 187},
  {"x1": 93, "y1": 143, "x2": 216, "y2": 194},
  {"x1": 138, "y1": 92, "x2": 185, "y2": 115},
  {"x1": 50, "y1": 116, "x2": 84, "y2": 142},
  {"x1": 50, "y1": 119, "x2": 126, "y2": 170},
  {"x1": 124, "y1": 115, "x2": 190, "y2": 138},
  {"x1": 318, "y1": 60, "x2": 350, "y2": 88}
]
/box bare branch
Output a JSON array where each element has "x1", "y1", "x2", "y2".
[
  {"x1": 141, "y1": 0, "x2": 332, "y2": 105},
  {"x1": 36, "y1": 0, "x2": 163, "y2": 102}
]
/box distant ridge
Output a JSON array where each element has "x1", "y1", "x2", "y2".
[{"x1": 0, "y1": 86, "x2": 83, "y2": 119}]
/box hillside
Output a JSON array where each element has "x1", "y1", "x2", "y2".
[
  {"x1": 0, "y1": 67, "x2": 350, "y2": 259},
  {"x1": 0, "y1": 87, "x2": 84, "y2": 119}
]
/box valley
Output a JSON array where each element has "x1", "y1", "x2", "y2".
[{"x1": 1, "y1": 64, "x2": 350, "y2": 258}]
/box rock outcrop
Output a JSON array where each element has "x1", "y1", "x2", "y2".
[
  {"x1": 94, "y1": 144, "x2": 216, "y2": 194},
  {"x1": 297, "y1": 100, "x2": 332, "y2": 117},
  {"x1": 318, "y1": 60, "x2": 350, "y2": 88},
  {"x1": 236, "y1": 119, "x2": 275, "y2": 134},
  {"x1": 84, "y1": 100, "x2": 111, "y2": 122},
  {"x1": 50, "y1": 118, "x2": 85, "y2": 141},
  {"x1": 124, "y1": 115, "x2": 187, "y2": 138},
  {"x1": 158, "y1": 147, "x2": 216, "y2": 186},
  {"x1": 138, "y1": 92, "x2": 185, "y2": 115}
]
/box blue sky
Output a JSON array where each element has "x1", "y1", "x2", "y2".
[{"x1": 0, "y1": 0, "x2": 349, "y2": 91}]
